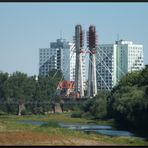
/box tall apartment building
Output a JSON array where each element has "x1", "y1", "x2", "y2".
[
  {"x1": 96, "y1": 44, "x2": 116, "y2": 90},
  {"x1": 62, "y1": 42, "x2": 76, "y2": 81},
  {"x1": 96, "y1": 40, "x2": 144, "y2": 90},
  {"x1": 116, "y1": 40, "x2": 144, "y2": 81},
  {"x1": 39, "y1": 48, "x2": 57, "y2": 76},
  {"x1": 39, "y1": 39, "x2": 74, "y2": 79},
  {"x1": 50, "y1": 39, "x2": 72, "y2": 80},
  {"x1": 39, "y1": 38, "x2": 86, "y2": 89}
]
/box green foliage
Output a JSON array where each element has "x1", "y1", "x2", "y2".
[
  {"x1": 0, "y1": 70, "x2": 63, "y2": 115},
  {"x1": 91, "y1": 92, "x2": 108, "y2": 119},
  {"x1": 81, "y1": 91, "x2": 109, "y2": 120},
  {"x1": 40, "y1": 121, "x2": 59, "y2": 128},
  {"x1": 0, "y1": 114, "x2": 147, "y2": 145},
  {"x1": 0, "y1": 110, "x2": 8, "y2": 115},
  {"x1": 71, "y1": 110, "x2": 82, "y2": 118},
  {"x1": 81, "y1": 112, "x2": 94, "y2": 119},
  {"x1": 109, "y1": 65, "x2": 148, "y2": 135},
  {"x1": 0, "y1": 72, "x2": 8, "y2": 98},
  {"x1": 139, "y1": 65, "x2": 148, "y2": 86},
  {"x1": 119, "y1": 71, "x2": 141, "y2": 86}
]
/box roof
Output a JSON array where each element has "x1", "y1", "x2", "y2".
[{"x1": 58, "y1": 80, "x2": 75, "y2": 89}]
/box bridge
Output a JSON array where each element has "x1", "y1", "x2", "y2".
[
  {"x1": 18, "y1": 25, "x2": 125, "y2": 115},
  {"x1": 17, "y1": 25, "x2": 127, "y2": 115},
  {"x1": 51, "y1": 25, "x2": 98, "y2": 105},
  {"x1": 52, "y1": 24, "x2": 125, "y2": 104}
]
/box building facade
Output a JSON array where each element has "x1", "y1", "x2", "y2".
[
  {"x1": 116, "y1": 40, "x2": 144, "y2": 81},
  {"x1": 96, "y1": 44, "x2": 116, "y2": 90},
  {"x1": 96, "y1": 40, "x2": 144, "y2": 90},
  {"x1": 39, "y1": 38, "x2": 86, "y2": 89},
  {"x1": 39, "y1": 48, "x2": 57, "y2": 76}
]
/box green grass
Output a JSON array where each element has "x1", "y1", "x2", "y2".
[
  {"x1": 0, "y1": 113, "x2": 148, "y2": 145},
  {"x1": 40, "y1": 121, "x2": 59, "y2": 128}
]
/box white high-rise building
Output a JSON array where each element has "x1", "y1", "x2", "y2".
[
  {"x1": 96, "y1": 40, "x2": 144, "y2": 90},
  {"x1": 62, "y1": 42, "x2": 75, "y2": 81},
  {"x1": 116, "y1": 40, "x2": 144, "y2": 81},
  {"x1": 39, "y1": 39, "x2": 86, "y2": 89},
  {"x1": 39, "y1": 39, "x2": 75, "y2": 79},
  {"x1": 39, "y1": 48, "x2": 57, "y2": 76}
]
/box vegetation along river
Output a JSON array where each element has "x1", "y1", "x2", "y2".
[{"x1": 17, "y1": 120, "x2": 137, "y2": 137}]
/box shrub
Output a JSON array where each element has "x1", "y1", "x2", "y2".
[
  {"x1": 0, "y1": 110, "x2": 8, "y2": 115},
  {"x1": 71, "y1": 111, "x2": 82, "y2": 118},
  {"x1": 41, "y1": 121, "x2": 59, "y2": 128}
]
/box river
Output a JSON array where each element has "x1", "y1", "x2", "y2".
[{"x1": 17, "y1": 120, "x2": 134, "y2": 137}]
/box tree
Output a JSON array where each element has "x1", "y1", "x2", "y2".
[
  {"x1": 0, "y1": 72, "x2": 9, "y2": 113},
  {"x1": 139, "y1": 65, "x2": 148, "y2": 86},
  {"x1": 0, "y1": 69, "x2": 63, "y2": 115},
  {"x1": 118, "y1": 71, "x2": 141, "y2": 87},
  {"x1": 82, "y1": 91, "x2": 109, "y2": 119},
  {"x1": 108, "y1": 66, "x2": 148, "y2": 134},
  {"x1": 30, "y1": 70, "x2": 63, "y2": 114}
]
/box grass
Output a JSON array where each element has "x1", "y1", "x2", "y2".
[
  {"x1": 0, "y1": 113, "x2": 148, "y2": 145},
  {"x1": 40, "y1": 121, "x2": 59, "y2": 128}
]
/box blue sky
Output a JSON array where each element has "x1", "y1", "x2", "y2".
[{"x1": 0, "y1": 2, "x2": 148, "y2": 76}]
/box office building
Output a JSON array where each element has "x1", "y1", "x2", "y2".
[
  {"x1": 96, "y1": 44, "x2": 116, "y2": 90},
  {"x1": 116, "y1": 40, "x2": 144, "y2": 81},
  {"x1": 39, "y1": 39, "x2": 86, "y2": 89},
  {"x1": 96, "y1": 40, "x2": 144, "y2": 90},
  {"x1": 39, "y1": 48, "x2": 57, "y2": 76}
]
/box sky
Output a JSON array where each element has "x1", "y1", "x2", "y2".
[{"x1": 0, "y1": 2, "x2": 148, "y2": 76}]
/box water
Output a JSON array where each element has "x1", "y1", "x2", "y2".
[
  {"x1": 58, "y1": 122, "x2": 133, "y2": 137},
  {"x1": 58, "y1": 122, "x2": 112, "y2": 130},
  {"x1": 16, "y1": 120, "x2": 134, "y2": 137},
  {"x1": 85, "y1": 129, "x2": 133, "y2": 137}
]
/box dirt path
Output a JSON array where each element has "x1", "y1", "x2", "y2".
[{"x1": 0, "y1": 131, "x2": 113, "y2": 146}]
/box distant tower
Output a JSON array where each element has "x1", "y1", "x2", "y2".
[
  {"x1": 75, "y1": 24, "x2": 84, "y2": 97},
  {"x1": 87, "y1": 25, "x2": 97, "y2": 97}
]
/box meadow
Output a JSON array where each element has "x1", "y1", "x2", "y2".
[{"x1": 0, "y1": 113, "x2": 147, "y2": 146}]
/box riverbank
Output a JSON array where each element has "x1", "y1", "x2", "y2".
[{"x1": 0, "y1": 113, "x2": 147, "y2": 146}]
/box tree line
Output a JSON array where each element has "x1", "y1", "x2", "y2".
[
  {"x1": 0, "y1": 66, "x2": 148, "y2": 135},
  {"x1": 108, "y1": 65, "x2": 148, "y2": 135},
  {"x1": 0, "y1": 70, "x2": 62, "y2": 115},
  {"x1": 78, "y1": 65, "x2": 148, "y2": 136}
]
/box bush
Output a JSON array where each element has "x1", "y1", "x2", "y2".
[
  {"x1": 41, "y1": 121, "x2": 59, "y2": 128},
  {"x1": 81, "y1": 112, "x2": 94, "y2": 119},
  {"x1": 0, "y1": 110, "x2": 8, "y2": 115},
  {"x1": 21, "y1": 110, "x2": 32, "y2": 115},
  {"x1": 81, "y1": 91, "x2": 109, "y2": 120},
  {"x1": 71, "y1": 111, "x2": 82, "y2": 118},
  {"x1": 108, "y1": 66, "x2": 148, "y2": 135}
]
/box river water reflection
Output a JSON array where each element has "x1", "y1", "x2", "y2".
[
  {"x1": 17, "y1": 120, "x2": 134, "y2": 137},
  {"x1": 58, "y1": 122, "x2": 134, "y2": 137}
]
